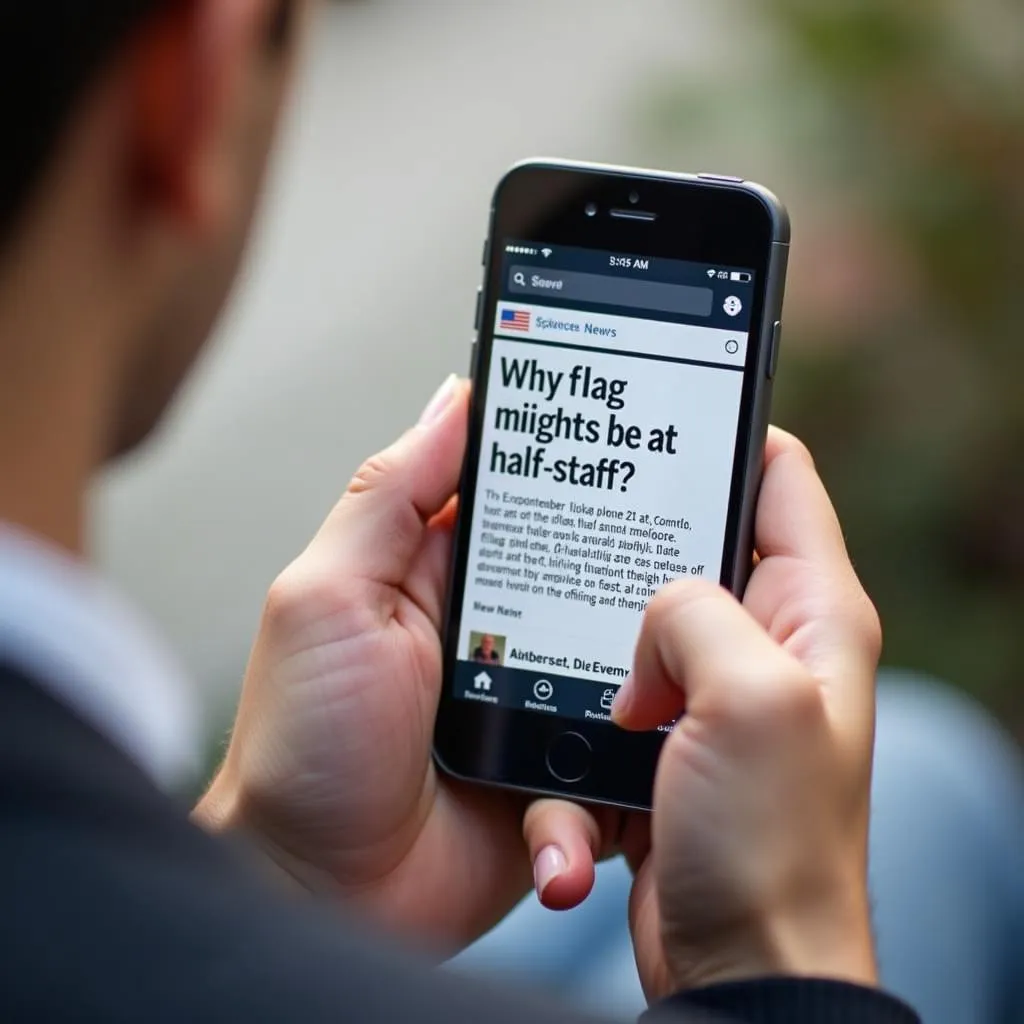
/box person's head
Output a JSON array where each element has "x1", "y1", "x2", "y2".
[
  {"x1": 480, "y1": 635, "x2": 495, "y2": 655},
  {"x1": 0, "y1": 1, "x2": 306, "y2": 480}
]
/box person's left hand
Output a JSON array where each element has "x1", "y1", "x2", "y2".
[{"x1": 196, "y1": 376, "x2": 626, "y2": 952}]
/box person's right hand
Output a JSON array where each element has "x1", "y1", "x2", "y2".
[{"x1": 612, "y1": 429, "x2": 882, "y2": 1001}]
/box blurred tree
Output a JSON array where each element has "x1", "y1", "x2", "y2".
[{"x1": 646, "y1": 0, "x2": 1024, "y2": 729}]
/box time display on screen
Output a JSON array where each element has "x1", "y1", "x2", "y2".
[{"x1": 608, "y1": 256, "x2": 650, "y2": 270}]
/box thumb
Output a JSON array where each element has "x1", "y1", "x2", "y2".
[
  {"x1": 522, "y1": 800, "x2": 600, "y2": 911},
  {"x1": 309, "y1": 375, "x2": 470, "y2": 587},
  {"x1": 611, "y1": 579, "x2": 804, "y2": 733}
]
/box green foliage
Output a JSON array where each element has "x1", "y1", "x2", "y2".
[
  {"x1": 649, "y1": 0, "x2": 1024, "y2": 727},
  {"x1": 775, "y1": 0, "x2": 940, "y2": 79}
]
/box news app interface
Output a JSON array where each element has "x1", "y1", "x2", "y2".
[{"x1": 453, "y1": 242, "x2": 756, "y2": 727}]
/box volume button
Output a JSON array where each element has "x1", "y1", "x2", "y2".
[
  {"x1": 474, "y1": 287, "x2": 484, "y2": 331},
  {"x1": 767, "y1": 321, "x2": 783, "y2": 380}
]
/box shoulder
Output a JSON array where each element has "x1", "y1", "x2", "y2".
[{"x1": 0, "y1": 670, "x2": 599, "y2": 1024}]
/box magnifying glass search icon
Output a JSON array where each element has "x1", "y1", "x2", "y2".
[{"x1": 513, "y1": 272, "x2": 527, "y2": 287}]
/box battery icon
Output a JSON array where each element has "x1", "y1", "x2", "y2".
[{"x1": 730, "y1": 272, "x2": 753, "y2": 283}]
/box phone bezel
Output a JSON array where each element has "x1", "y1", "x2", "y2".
[{"x1": 434, "y1": 163, "x2": 787, "y2": 811}]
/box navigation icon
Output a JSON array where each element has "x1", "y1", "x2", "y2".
[
  {"x1": 474, "y1": 672, "x2": 493, "y2": 693},
  {"x1": 601, "y1": 688, "x2": 616, "y2": 712},
  {"x1": 533, "y1": 679, "x2": 555, "y2": 701},
  {"x1": 723, "y1": 295, "x2": 743, "y2": 317}
]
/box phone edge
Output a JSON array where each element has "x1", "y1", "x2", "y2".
[{"x1": 434, "y1": 158, "x2": 791, "y2": 808}]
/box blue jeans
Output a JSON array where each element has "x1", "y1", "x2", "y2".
[{"x1": 453, "y1": 673, "x2": 1024, "y2": 1023}]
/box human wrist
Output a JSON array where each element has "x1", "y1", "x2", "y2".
[
  {"x1": 193, "y1": 768, "x2": 330, "y2": 897},
  {"x1": 755, "y1": 888, "x2": 877, "y2": 986},
  {"x1": 664, "y1": 883, "x2": 877, "y2": 993}
]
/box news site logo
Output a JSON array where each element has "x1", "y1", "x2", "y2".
[{"x1": 501, "y1": 308, "x2": 530, "y2": 333}]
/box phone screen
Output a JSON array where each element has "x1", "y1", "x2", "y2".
[{"x1": 450, "y1": 240, "x2": 756, "y2": 727}]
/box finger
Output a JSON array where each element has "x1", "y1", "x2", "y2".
[
  {"x1": 309, "y1": 377, "x2": 470, "y2": 588},
  {"x1": 758, "y1": 428, "x2": 852, "y2": 571},
  {"x1": 750, "y1": 427, "x2": 881, "y2": 730},
  {"x1": 522, "y1": 800, "x2": 603, "y2": 911},
  {"x1": 430, "y1": 495, "x2": 460, "y2": 533},
  {"x1": 612, "y1": 579, "x2": 805, "y2": 732}
]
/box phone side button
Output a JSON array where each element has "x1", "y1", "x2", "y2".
[
  {"x1": 474, "y1": 287, "x2": 483, "y2": 331},
  {"x1": 546, "y1": 732, "x2": 593, "y2": 784},
  {"x1": 767, "y1": 321, "x2": 783, "y2": 380}
]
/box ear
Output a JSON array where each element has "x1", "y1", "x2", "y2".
[{"x1": 130, "y1": 0, "x2": 280, "y2": 237}]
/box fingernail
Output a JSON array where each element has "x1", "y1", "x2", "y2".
[
  {"x1": 419, "y1": 374, "x2": 458, "y2": 426},
  {"x1": 610, "y1": 677, "x2": 634, "y2": 724},
  {"x1": 533, "y1": 845, "x2": 568, "y2": 898}
]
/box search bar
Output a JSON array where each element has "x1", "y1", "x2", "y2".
[{"x1": 509, "y1": 266, "x2": 713, "y2": 318}]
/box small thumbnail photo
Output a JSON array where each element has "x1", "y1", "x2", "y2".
[{"x1": 469, "y1": 632, "x2": 506, "y2": 667}]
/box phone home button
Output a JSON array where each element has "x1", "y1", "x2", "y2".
[{"x1": 546, "y1": 732, "x2": 593, "y2": 784}]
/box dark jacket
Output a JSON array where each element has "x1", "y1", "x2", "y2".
[{"x1": 0, "y1": 665, "x2": 917, "y2": 1023}]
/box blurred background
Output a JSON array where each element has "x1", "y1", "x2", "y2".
[{"x1": 94, "y1": 0, "x2": 1024, "y2": 752}]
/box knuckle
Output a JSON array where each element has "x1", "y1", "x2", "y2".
[
  {"x1": 854, "y1": 591, "x2": 883, "y2": 661},
  {"x1": 347, "y1": 448, "x2": 401, "y2": 500},
  {"x1": 263, "y1": 563, "x2": 361, "y2": 640},
  {"x1": 344, "y1": 447, "x2": 424, "y2": 546},
  {"x1": 773, "y1": 671, "x2": 826, "y2": 724},
  {"x1": 705, "y1": 661, "x2": 823, "y2": 733},
  {"x1": 745, "y1": 681, "x2": 822, "y2": 740},
  {"x1": 263, "y1": 566, "x2": 308, "y2": 634},
  {"x1": 647, "y1": 578, "x2": 724, "y2": 625},
  {"x1": 821, "y1": 584, "x2": 883, "y2": 667},
  {"x1": 264, "y1": 563, "x2": 328, "y2": 626},
  {"x1": 524, "y1": 799, "x2": 601, "y2": 855}
]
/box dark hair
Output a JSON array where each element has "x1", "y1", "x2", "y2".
[
  {"x1": 0, "y1": 2, "x2": 293, "y2": 244},
  {"x1": 0, "y1": 4, "x2": 171, "y2": 241}
]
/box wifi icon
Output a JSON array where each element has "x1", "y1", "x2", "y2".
[
  {"x1": 706, "y1": 269, "x2": 717, "y2": 279},
  {"x1": 542, "y1": 248, "x2": 553, "y2": 258}
]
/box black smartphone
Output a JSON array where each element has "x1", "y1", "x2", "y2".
[{"x1": 434, "y1": 161, "x2": 789, "y2": 811}]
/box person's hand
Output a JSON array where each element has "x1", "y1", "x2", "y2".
[
  {"x1": 613, "y1": 429, "x2": 882, "y2": 1001},
  {"x1": 195, "y1": 376, "x2": 621, "y2": 952}
]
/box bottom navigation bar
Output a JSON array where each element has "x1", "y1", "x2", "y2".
[{"x1": 453, "y1": 660, "x2": 674, "y2": 732}]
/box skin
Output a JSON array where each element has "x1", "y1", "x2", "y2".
[{"x1": 0, "y1": 0, "x2": 881, "y2": 999}]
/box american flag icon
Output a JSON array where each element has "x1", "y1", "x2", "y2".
[{"x1": 500, "y1": 308, "x2": 530, "y2": 333}]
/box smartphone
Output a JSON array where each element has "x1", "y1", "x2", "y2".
[{"x1": 434, "y1": 161, "x2": 789, "y2": 811}]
